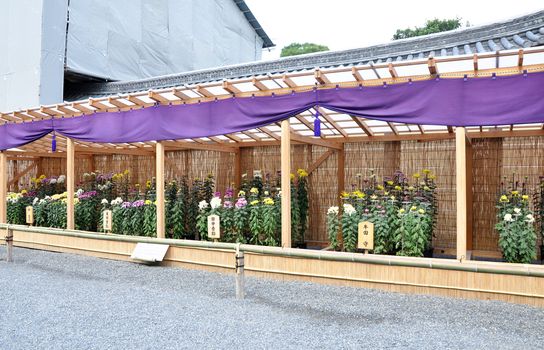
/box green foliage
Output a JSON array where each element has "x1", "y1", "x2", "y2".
[
  {"x1": 341, "y1": 208, "x2": 358, "y2": 252},
  {"x1": 495, "y1": 175, "x2": 537, "y2": 263},
  {"x1": 143, "y1": 204, "x2": 156, "y2": 237},
  {"x1": 48, "y1": 201, "x2": 67, "y2": 229},
  {"x1": 280, "y1": 42, "x2": 329, "y2": 57},
  {"x1": 75, "y1": 197, "x2": 99, "y2": 232},
  {"x1": 395, "y1": 206, "x2": 431, "y2": 257},
  {"x1": 392, "y1": 18, "x2": 463, "y2": 40},
  {"x1": 326, "y1": 209, "x2": 339, "y2": 250}
]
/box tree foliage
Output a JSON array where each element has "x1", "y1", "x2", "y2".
[
  {"x1": 392, "y1": 18, "x2": 464, "y2": 40},
  {"x1": 280, "y1": 42, "x2": 329, "y2": 57}
]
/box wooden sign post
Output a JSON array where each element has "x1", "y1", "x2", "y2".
[
  {"x1": 25, "y1": 206, "x2": 34, "y2": 226},
  {"x1": 358, "y1": 221, "x2": 374, "y2": 254},
  {"x1": 103, "y1": 210, "x2": 113, "y2": 233},
  {"x1": 207, "y1": 214, "x2": 221, "y2": 242}
]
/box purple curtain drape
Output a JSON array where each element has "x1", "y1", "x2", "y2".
[{"x1": 1, "y1": 71, "x2": 543, "y2": 151}]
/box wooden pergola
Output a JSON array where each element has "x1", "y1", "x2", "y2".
[{"x1": 1, "y1": 47, "x2": 543, "y2": 259}]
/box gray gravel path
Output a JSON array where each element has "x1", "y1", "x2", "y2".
[{"x1": 0, "y1": 246, "x2": 543, "y2": 349}]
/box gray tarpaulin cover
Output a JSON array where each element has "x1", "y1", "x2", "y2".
[{"x1": 65, "y1": 0, "x2": 264, "y2": 81}]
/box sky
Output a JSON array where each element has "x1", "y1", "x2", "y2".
[{"x1": 245, "y1": 0, "x2": 544, "y2": 60}]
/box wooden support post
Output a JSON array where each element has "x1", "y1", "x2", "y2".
[
  {"x1": 0, "y1": 151, "x2": 7, "y2": 224},
  {"x1": 337, "y1": 144, "x2": 345, "y2": 207},
  {"x1": 281, "y1": 119, "x2": 291, "y2": 248},
  {"x1": 66, "y1": 138, "x2": 75, "y2": 230},
  {"x1": 456, "y1": 127, "x2": 469, "y2": 261},
  {"x1": 234, "y1": 148, "x2": 241, "y2": 191},
  {"x1": 156, "y1": 141, "x2": 165, "y2": 239},
  {"x1": 466, "y1": 139, "x2": 473, "y2": 252}
]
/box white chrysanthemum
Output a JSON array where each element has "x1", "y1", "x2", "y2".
[
  {"x1": 110, "y1": 197, "x2": 123, "y2": 206},
  {"x1": 57, "y1": 175, "x2": 66, "y2": 183},
  {"x1": 526, "y1": 214, "x2": 535, "y2": 223},
  {"x1": 198, "y1": 200, "x2": 209, "y2": 211},
  {"x1": 343, "y1": 204, "x2": 356, "y2": 216},
  {"x1": 503, "y1": 213, "x2": 514, "y2": 222},
  {"x1": 49, "y1": 178, "x2": 57, "y2": 185},
  {"x1": 210, "y1": 197, "x2": 222, "y2": 209},
  {"x1": 101, "y1": 199, "x2": 108, "y2": 205},
  {"x1": 513, "y1": 208, "x2": 521, "y2": 215},
  {"x1": 76, "y1": 189, "x2": 84, "y2": 196},
  {"x1": 327, "y1": 206, "x2": 339, "y2": 215},
  {"x1": 33, "y1": 197, "x2": 39, "y2": 205}
]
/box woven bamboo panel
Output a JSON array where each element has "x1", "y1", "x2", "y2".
[
  {"x1": 472, "y1": 138, "x2": 503, "y2": 251},
  {"x1": 400, "y1": 140, "x2": 457, "y2": 249}
]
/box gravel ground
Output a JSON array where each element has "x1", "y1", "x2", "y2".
[{"x1": 1, "y1": 247, "x2": 543, "y2": 349}]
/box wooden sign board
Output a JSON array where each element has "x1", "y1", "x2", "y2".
[
  {"x1": 358, "y1": 221, "x2": 374, "y2": 250},
  {"x1": 26, "y1": 206, "x2": 34, "y2": 225},
  {"x1": 207, "y1": 214, "x2": 221, "y2": 239},
  {"x1": 103, "y1": 210, "x2": 113, "y2": 232},
  {"x1": 131, "y1": 243, "x2": 169, "y2": 263}
]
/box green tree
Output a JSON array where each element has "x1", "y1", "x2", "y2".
[
  {"x1": 280, "y1": 42, "x2": 329, "y2": 57},
  {"x1": 392, "y1": 18, "x2": 464, "y2": 40}
]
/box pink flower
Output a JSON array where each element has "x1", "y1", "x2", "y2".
[
  {"x1": 224, "y1": 200, "x2": 233, "y2": 208},
  {"x1": 235, "y1": 197, "x2": 247, "y2": 208}
]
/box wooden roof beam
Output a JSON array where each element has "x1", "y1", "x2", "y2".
[
  {"x1": 56, "y1": 105, "x2": 81, "y2": 117},
  {"x1": 388, "y1": 122, "x2": 399, "y2": 135},
  {"x1": 351, "y1": 67, "x2": 364, "y2": 83},
  {"x1": 473, "y1": 54, "x2": 478, "y2": 71},
  {"x1": 518, "y1": 49, "x2": 524, "y2": 67},
  {"x1": 107, "y1": 97, "x2": 131, "y2": 109},
  {"x1": 428, "y1": 57, "x2": 438, "y2": 75},
  {"x1": 351, "y1": 116, "x2": 373, "y2": 136},
  {"x1": 172, "y1": 88, "x2": 191, "y2": 100},
  {"x1": 252, "y1": 77, "x2": 268, "y2": 91},
  {"x1": 127, "y1": 95, "x2": 151, "y2": 107},
  {"x1": 388, "y1": 63, "x2": 398, "y2": 79},
  {"x1": 40, "y1": 106, "x2": 64, "y2": 117},
  {"x1": 25, "y1": 109, "x2": 48, "y2": 119},
  {"x1": 14, "y1": 111, "x2": 33, "y2": 121},
  {"x1": 290, "y1": 132, "x2": 342, "y2": 150},
  {"x1": 71, "y1": 103, "x2": 94, "y2": 114},
  {"x1": 88, "y1": 98, "x2": 111, "y2": 112},
  {"x1": 316, "y1": 107, "x2": 348, "y2": 137},
  {"x1": 315, "y1": 69, "x2": 331, "y2": 85},
  {"x1": 148, "y1": 91, "x2": 171, "y2": 105},
  {"x1": 282, "y1": 74, "x2": 297, "y2": 88},
  {"x1": 222, "y1": 81, "x2": 241, "y2": 95},
  {"x1": 196, "y1": 85, "x2": 214, "y2": 98},
  {"x1": 163, "y1": 140, "x2": 237, "y2": 153}
]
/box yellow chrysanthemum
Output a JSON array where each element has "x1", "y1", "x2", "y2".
[
  {"x1": 418, "y1": 209, "x2": 425, "y2": 214},
  {"x1": 413, "y1": 173, "x2": 421, "y2": 179},
  {"x1": 297, "y1": 169, "x2": 308, "y2": 178},
  {"x1": 422, "y1": 169, "x2": 431, "y2": 175},
  {"x1": 144, "y1": 200, "x2": 152, "y2": 205},
  {"x1": 408, "y1": 186, "x2": 415, "y2": 191},
  {"x1": 250, "y1": 187, "x2": 259, "y2": 194},
  {"x1": 290, "y1": 173, "x2": 295, "y2": 181},
  {"x1": 263, "y1": 197, "x2": 275, "y2": 205},
  {"x1": 399, "y1": 208, "x2": 405, "y2": 214},
  {"x1": 511, "y1": 190, "x2": 519, "y2": 196},
  {"x1": 146, "y1": 180, "x2": 152, "y2": 189},
  {"x1": 352, "y1": 190, "x2": 365, "y2": 199},
  {"x1": 340, "y1": 191, "x2": 349, "y2": 199},
  {"x1": 499, "y1": 195, "x2": 509, "y2": 203},
  {"x1": 521, "y1": 194, "x2": 529, "y2": 201},
  {"x1": 394, "y1": 186, "x2": 402, "y2": 191},
  {"x1": 376, "y1": 185, "x2": 384, "y2": 191},
  {"x1": 410, "y1": 206, "x2": 417, "y2": 211},
  {"x1": 250, "y1": 200, "x2": 259, "y2": 205},
  {"x1": 20, "y1": 189, "x2": 27, "y2": 195},
  {"x1": 238, "y1": 190, "x2": 246, "y2": 197},
  {"x1": 386, "y1": 180, "x2": 394, "y2": 186}
]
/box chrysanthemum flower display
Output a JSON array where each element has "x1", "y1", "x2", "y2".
[{"x1": 495, "y1": 174, "x2": 537, "y2": 263}]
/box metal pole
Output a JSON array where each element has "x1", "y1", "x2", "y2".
[
  {"x1": 235, "y1": 244, "x2": 245, "y2": 299},
  {"x1": 5, "y1": 226, "x2": 13, "y2": 262}
]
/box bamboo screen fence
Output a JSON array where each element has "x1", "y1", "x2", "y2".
[{"x1": 8, "y1": 136, "x2": 543, "y2": 254}]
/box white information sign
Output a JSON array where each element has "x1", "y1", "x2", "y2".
[
  {"x1": 207, "y1": 214, "x2": 221, "y2": 239},
  {"x1": 130, "y1": 243, "x2": 169, "y2": 263}
]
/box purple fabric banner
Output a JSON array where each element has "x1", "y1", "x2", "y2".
[{"x1": 1, "y1": 71, "x2": 543, "y2": 150}]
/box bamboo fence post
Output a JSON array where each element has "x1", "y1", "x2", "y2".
[
  {"x1": 66, "y1": 138, "x2": 75, "y2": 230},
  {"x1": 456, "y1": 127, "x2": 468, "y2": 261},
  {"x1": 0, "y1": 151, "x2": 6, "y2": 224},
  {"x1": 156, "y1": 141, "x2": 165, "y2": 239},
  {"x1": 234, "y1": 148, "x2": 241, "y2": 191},
  {"x1": 281, "y1": 119, "x2": 291, "y2": 248}
]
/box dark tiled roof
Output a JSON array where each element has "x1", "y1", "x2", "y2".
[
  {"x1": 234, "y1": 0, "x2": 274, "y2": 48},
  {"x1": 65, "y1": 10, "x2": 544, "y2": 100}
]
